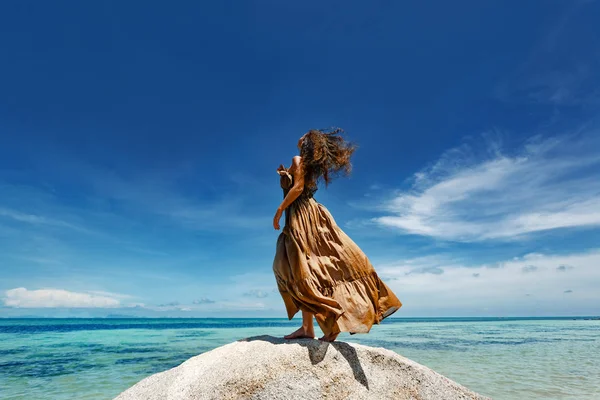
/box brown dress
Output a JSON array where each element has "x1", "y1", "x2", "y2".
[{"x1": 273, "y1": 170, "x2": 402, "y2": 336}]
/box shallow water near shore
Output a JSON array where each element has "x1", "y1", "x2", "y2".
[{"x1": 1, "y1": 317, "x2": 599, "y2": 399}]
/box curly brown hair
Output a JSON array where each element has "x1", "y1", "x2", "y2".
[{"x1": 299, "y1": 128, "x2": 357, "y2": 194}]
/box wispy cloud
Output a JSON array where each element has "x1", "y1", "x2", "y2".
[
  {"x1": 495, "y1": 64, "x2": 600, "y2": 107},
  {"x1": 157, "y1": 301, "x2": 180, "y2": 307},
  {"x1": 379, "y1": 249, "x2": 600, "y2": 315},
  {"x1": 79, "y1": 165, "x2": 268, "y2": 232},
  {"x1": 372, "y1": 133, "x2": 600, "y2": 241},
  {"x1": 494, "y1": 0, "x2": 600, "y2": 107},
  {"x1": 144, "y1": 299, "x2": 269, "y2": 313},
  {"x1": 9, "y1": 255, "x2": 64, "y2": 265},
  {"x1": 85, "y1": 290, "x2": 136, "y2": 300},
  {"x1": 3, "y1": 288, "x2": 123, "y2": 308},
  {"x1": 193, "y1": 297, "x2": 215, "y2": 304},
  {"x1": 243, "y1": 289, "x2": 269, "y2": 298},
  {"x1": 0, "y1": 207, "x2": 93, "y2": 234},
  {"x1": 1, "y1": 148, "x2": 269, "y2": 237}
]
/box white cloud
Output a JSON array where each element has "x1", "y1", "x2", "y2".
[
  {"x1": 373, "y1": 133, "x2": 600, "y2": 241},
  {"x1": 379, "y1": 250, "x2": 600, "y2": 315},
  {"x1": 85, "y1": 290, "x2": 135, "y2": 300},
  {"x1": 3, "y1": 287, "x2": 121, "y2": 308}
]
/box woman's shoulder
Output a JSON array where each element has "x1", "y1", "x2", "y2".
[{"x1": 288, "y1": 156, "x2": 302, "y2": 172}]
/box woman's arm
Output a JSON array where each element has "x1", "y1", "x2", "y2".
[
  {"x1": 279, "y1": 156, "x2": 304, "y2": 210},
  {"x1": 273, "y1": 156, "x2": 304, "y2": 230}
]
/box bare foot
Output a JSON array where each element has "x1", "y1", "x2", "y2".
[
  {"x1": 284, "y1": 326, "x2": 315, "y2": 340},
  {"x1": 318, "y1": 332, "x2": 340, "y2": 342}
]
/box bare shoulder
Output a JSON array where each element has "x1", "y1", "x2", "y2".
[
  {"x1": 289, "y1": 156, "x2": 302, "y2": 171},
  {"x1": 289, "y1": 156, "x2": 304, "y2": 181}
]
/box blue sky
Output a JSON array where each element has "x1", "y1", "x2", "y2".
[{"x1": 1, "y1": 1, "x2": 599, "y2": 317}]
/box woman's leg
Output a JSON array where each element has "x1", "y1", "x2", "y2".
[{"x1": 284, "y1": 310, "x2": 315, "y2": 339}]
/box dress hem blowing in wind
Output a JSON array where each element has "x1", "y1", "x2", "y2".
[{"x1": 273, "y1": 170, "x2": 402, "y2": 336}]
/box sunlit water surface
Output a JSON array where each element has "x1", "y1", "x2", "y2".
[{"x1": 1, "y1": 317, "x2": 598, "y2": 399}]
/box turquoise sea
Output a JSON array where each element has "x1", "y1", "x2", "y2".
[{"x1": 1, "y1": 317, "x2": 599, "y2": 399}]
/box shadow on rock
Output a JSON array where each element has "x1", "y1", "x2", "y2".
[{"x1": 240, "y1": 335, "x2": 369, "y2": 389}]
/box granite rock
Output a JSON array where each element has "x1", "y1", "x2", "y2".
[{"x1": 115, "y1": 335, "x2": 490, "y2": 400}]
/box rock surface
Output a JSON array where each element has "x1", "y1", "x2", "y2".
[{"x1": 115, "y1": 335, "x2": 490, "y2": 400}]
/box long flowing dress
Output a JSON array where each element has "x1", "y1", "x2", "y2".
[{"x1": 273, "y1": 170, "x2": 402, "y2": 336}]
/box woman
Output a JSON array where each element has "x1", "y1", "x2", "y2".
[{"x1": 272, "y1": 128, "x2": 402, "y2": 342}]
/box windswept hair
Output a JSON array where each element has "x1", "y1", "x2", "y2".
[{"x1": 299, "y1": 128, "x2": 357, "y2": 194}]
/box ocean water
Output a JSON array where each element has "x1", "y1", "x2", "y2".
[{"x1": 1, "y1": 318, "x2": 599, "y2": 399}]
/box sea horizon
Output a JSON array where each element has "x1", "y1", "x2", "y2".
[
  {"x1": 2, "y1": 317, "x2": 599, "y2": 399},
  {"x1": 2, "y1": 315, "x2": 599, "y2": 320}
]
